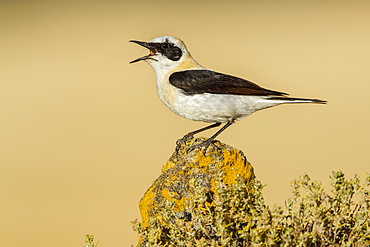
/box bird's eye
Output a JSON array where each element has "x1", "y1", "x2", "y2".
[{"x1": 161, "y1": 43, "x2": 169, "y2": 49}]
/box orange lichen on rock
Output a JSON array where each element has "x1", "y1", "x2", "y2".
[{"x1": 138, "y1": 137, "x2": 254, "y2": 228}]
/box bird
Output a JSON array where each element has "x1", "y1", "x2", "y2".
[{"x1": 129, "y1": 36, "x2": 326, "y2": 154}]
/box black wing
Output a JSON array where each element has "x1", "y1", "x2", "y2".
[{"x1": 169, "y1": 69, "x2": 287, "y2": 96}]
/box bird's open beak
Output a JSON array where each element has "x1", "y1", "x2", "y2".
[{"x1": 129, "y1": 40, "x2": 158, "y2": 64}]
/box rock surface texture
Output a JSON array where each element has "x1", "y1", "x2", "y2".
[{"x1": 139, "y1": 137, "x2": 255, "y2": 228}]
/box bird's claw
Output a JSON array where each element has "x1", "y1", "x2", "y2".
[{"x1": 188, "y1": 138, "x2": 222, "y2": 156}]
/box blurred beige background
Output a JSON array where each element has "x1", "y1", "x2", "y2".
[{"x1": 1, "y1": 1, "x2": 369, "y2": 246}]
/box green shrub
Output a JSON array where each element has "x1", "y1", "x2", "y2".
[
  {"x1": 85, "y1": 234, "x2": 99, "y2": 247},
  {"x1": 132, "y1": 171, "x2": 370, "y2": 246}
]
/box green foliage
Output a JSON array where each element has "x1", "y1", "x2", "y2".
[
  {"x1": 85, "y1": 234, "x2": 99, "y2": 247},
  {"x1": 132, "y1": 171, "x2": 370, "y2": 246}
]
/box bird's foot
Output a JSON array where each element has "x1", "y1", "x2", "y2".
[
  {"x1": 188, "y1": 138, "x2": 222, "y2": 156},
  {"x1": 176, "y1": 133, "x2": 194, "y2": 152}
]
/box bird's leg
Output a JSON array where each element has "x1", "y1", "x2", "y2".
[
  {"x1": 188, "y1": 118, "x2": 236, "y2": 155},
  {"x1": 176, "y1": 122, "x2": 221, "y2": 152}
]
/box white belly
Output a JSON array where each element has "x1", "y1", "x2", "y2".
[{"x1": 167, "y1": 91, "x2": 273, "y2": 123}]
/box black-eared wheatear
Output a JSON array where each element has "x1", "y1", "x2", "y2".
[{"x1": 130, "y1": 36, "x2": 326, "y2": 154}]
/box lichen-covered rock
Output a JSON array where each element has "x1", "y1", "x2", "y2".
[
  {"x1": 134, "y1": 143, "x2": 370, "y2": 246},
  {"x1": 139, "y1": 137, "x2": 255, "y2": 229}
]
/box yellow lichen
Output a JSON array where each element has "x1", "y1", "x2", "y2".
[{"x1": 138, "y1": 137, "x2": 254, "y2": 229}]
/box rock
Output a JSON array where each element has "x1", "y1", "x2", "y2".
[{"x1": 139, "y1": 137, "x2": 255, "y2": 229}]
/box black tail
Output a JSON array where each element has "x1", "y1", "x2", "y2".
[{"x1": 268, "y1": 96, "x2": 327, "y2": 104}]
